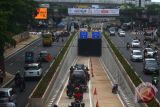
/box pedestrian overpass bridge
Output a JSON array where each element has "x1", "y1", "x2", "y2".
[{"x1": 34, "y1": 0, "x2": 125, "y2": 4}]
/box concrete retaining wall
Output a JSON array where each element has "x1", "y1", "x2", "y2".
[{"x1": 4, "y1": 31, "x2": 29, "y2": 49}]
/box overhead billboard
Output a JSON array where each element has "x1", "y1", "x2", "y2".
[
  {"x1": 151, "y1": 0, "x2": 160, "y2": 2},
  {"x1": 68, "y1": 8, "x2": 119, "y2": 16},
  {"x1": 35, "y1": 8, "x2": 47, "y2": 20}
]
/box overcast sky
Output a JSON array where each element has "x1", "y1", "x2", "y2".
[{"x1": 152, "y1": 0, "x2": 160, "y2": 2}]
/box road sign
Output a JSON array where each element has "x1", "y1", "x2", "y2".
[
  {"x1": 92, "y1": 32, "x2": 101, "y2": 39},
  {"x1": 80, "y1": 31, "x2": 88, "y2": 39}
]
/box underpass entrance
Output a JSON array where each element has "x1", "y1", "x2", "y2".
[{"x1": 78, "y1": 31, "x2": 102, "y2": 56}]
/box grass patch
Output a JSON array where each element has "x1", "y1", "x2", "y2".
[
  {"x1": 32, "y1": 33, "x2": 75, "y2": 98},
  {"x1": 103, "y1": 32, "x2": 160, "y2": 107}
]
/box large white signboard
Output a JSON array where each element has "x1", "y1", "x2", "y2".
[
  {"x1": 152, "y1": 0, "x2": 160, "y2": 2},
  {"x1": 68, "y1": 8, "x2": 119, "y2": 16}
]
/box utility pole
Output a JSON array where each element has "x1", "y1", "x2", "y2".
[{"x1": 139, "y1": 0, "x2": 141, "y2": 7}]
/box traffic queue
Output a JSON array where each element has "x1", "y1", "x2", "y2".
[{"x1": 66, "y1": 64, "x2": 90, "y2": 107}]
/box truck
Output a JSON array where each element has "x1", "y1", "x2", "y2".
[{"x1": 42, "y1": 32, "x2": 52, "y2": 46}]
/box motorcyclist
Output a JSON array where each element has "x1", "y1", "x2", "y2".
[
  {"x1": 152, "y1": 72, "x2": 159, "y2": 86},
  {"x1": 74, "y1": 86, "x2": 83, "y2": 102},
  {"x1": 66, "y1": 82, "x2": 74, "y2": 98},
  {"x1": 14, "y1": 72, "x2": 21, "y2": 86},
  {"x1": 14, "y1": 72, "x2": 25, "y2": 91},
  {"x1": 70, "y1": 66, "x2": 74, "y2": 74},
  {"x1": 126, "y1": 42, "x2": 130, "y2": 50}
]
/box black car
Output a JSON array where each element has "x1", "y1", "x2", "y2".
[
  {"x1": 25, "y1": 51, "x2": 34, "y2": 63},
  {"x1": 143, "y1": 58, "x2": 159, "y2": 75}
]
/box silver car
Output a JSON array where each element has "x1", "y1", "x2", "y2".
[
  {"x1": 24, "y1": 63, "x2": 42, "y2": 79},
  {"x1": 118, "y1": 29, "x2": 125, "y2": 37},
  {"x1": 130, "y1": 50, "x2": 143, "y2": 61},
  {"x1": 144, "y1": 48, "x2": 155, "y2": 58},
  {"x1": 0, "y1": 88, "x2": 16, "y2": 105},
  {"x1": 131, "y1": 39, "x2": 140, "y2": 48}
]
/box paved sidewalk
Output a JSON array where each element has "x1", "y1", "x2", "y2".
[
  {"x1": 91, "y1": 57, "x2": 124, "y2": 107},
  {"x1": 0, "y1": 34, "x2": 40, "y2": 87}
]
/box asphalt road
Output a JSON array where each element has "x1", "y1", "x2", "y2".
[
  {"x1": 108, "y1": 30, "x2": 160, "y2": 100},
  {"x1": 4, "y1": 35, "x2": 69, "y2": 107}
]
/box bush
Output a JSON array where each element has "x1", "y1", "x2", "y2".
[
  {"x1": 103, "y1": 32, "x2": 160, "y2": 107},
  {"x1": 32, "y1": 33, "x2": 75, "y2": 98}
]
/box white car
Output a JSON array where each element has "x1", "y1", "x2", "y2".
[
  {"x1": 131, "y1": 39, "x2": 140, "y2": 48},
  {"x1": 144, "y1": 48, "x2": 155, "y2": 58},
  {"x1": 24, "y1": 63, "x2": 42, "y2": 79},
  {"x1": 130, "y1": 50, "x2": 143, "y2": 61},
  {"x1": 118, "y1": 29, "x2": 125, "y2": 36}
]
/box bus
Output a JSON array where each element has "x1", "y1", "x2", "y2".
[{"x1": 42, "y1": 32, "x2": 52, "y2": 46}]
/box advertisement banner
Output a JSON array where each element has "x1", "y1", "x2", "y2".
[{"x1": 68, "y1": 8, "x2": 119, "y2": 16}]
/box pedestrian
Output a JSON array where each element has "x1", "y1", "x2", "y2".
[{"x1": 12, "y1": 39, "x2": 16, "y2": 48}]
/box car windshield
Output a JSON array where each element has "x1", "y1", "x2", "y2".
[
  {"x1": 133, "y1": 40, "x2": 139, "y2": 43},
  {"x1": 146, "y1": 48, "x2": 153, "y2": 52},
  {"x1": 25, "y1": 66, "x2": 39, "y2": 70},
  {"x1": 0, "y1": 91, "x2": 8, "y2": 98},
  {"x1": 133, "y1": 51, "x2": 141, "y2": 55},
  {"x1": 146, "y1": 60, "x2": 158, "y2": 68}
]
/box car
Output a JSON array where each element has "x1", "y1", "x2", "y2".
[
  {"x1": 131, "y1": 39, "x2": 140, "y2": 48},
  {"x1": 25, "y1": 51, "x2": 34, "y2": 63},
  {"x1": 118, "y1": 29, "x2": 125, "y2": 36},
  {"x1": 0, "y1": 88, "x2": 16, "y2": 105},
  {"x1": 0, "y1": 101, "x2": 15, "y2": 107},
  {"x1": 37, "y1": 51, "x2": 52, "y2": 62},
  {"x1": 130, "y1": 50, "x2": 143, "y2": 62},
  {"x1": 24, "y1": 63, "x2": 42, "y2": 79},
  {"x1": 109, "y1": 27, "x2": 116, "y2": 36},
  {"x1": 144, "y1": 48, "x2": 155, "y2": 58},
  {"x1": 143, "y1": 58, "x2": 159, "y2": 75}
]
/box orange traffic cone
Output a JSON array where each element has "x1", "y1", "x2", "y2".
[
  {"x1": 96, "y1": 100, "x2": 99, "y2": 107},
  {"x1": 93, "y1": 88, "x2": 97, "y2": 95}
]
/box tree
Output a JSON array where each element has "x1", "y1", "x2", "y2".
[{"x1": 0, "y1": 0, "x2": 37, "y2": 75}]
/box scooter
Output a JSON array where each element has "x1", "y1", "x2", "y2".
[{"x1": 70, "y1": 100, "x2": 85, "y2": 107}]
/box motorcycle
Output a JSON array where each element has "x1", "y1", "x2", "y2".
[
  {"x1": 126, "y1": 43, "x2": 130, "y2": 50},
  {"x1": 152, "y1": 75, "x2": 159, "y2": 86},
  {"x1": 70, "y1": 100, "x2": 85, "y2": 107},
  {"x1": 67, "y1": 89, "x2": 73, "y2": 98},
  {"x1": 112, "y1": 84, "x2": 118, "y2": 94}
]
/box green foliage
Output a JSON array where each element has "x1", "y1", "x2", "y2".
[
  {"x1": 103, "y1": 32, "x2": 160, "y2": 107},
  {"x1": 32, "y1": 33, "x2": 75, "y2": 98}
]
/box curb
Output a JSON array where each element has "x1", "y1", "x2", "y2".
[{"x1": 5, "y1": 36, "x2": 41, "y2": 60}]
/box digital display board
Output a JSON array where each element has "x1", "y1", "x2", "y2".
[{"x1": 35, "y1": 8, "x2": 47, "y2": 19}]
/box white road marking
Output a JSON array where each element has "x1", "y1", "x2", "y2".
[
  {"x1": 88, "y1": 58, "x2": 93, "y2": 107},
  {"x1": 56, "y1": 78, "x2": 68, "y2": 105}
]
